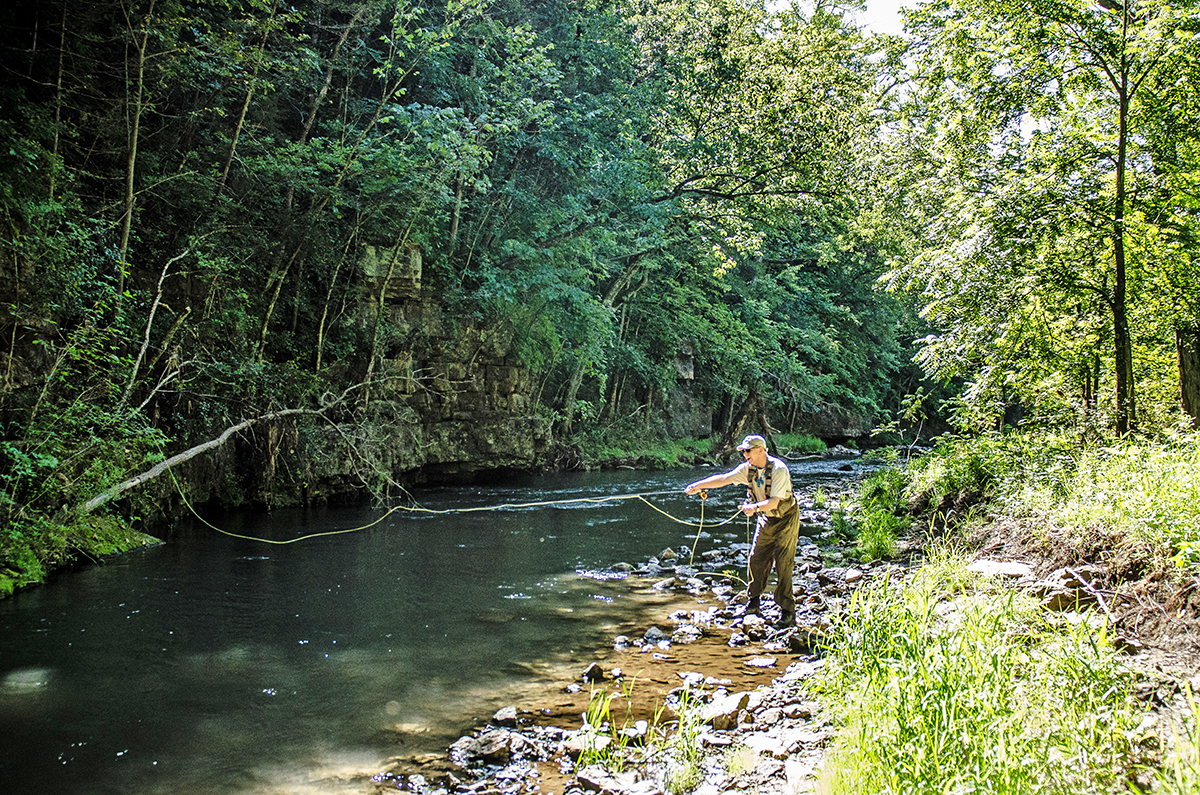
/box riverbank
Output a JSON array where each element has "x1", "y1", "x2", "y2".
[
  {"x1": 380, "y1": 433, "x2": 1200, "y2": 795},
  {"x1": 369, "y1": 482, "x2": 866, "y2": 795}
]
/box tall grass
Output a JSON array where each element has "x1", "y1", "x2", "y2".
[
  {"x1": 841, "y1": 465, "x2": 909, "y2": 562},
  {"x1": 813, "y1": 551, "x2": 1148, "y2": 794},
  {"x1": 900, "y1": 430, "x2": 1200, "y2": 572},
  {"x1": 1157, "y1": 687, "x2": 1200, "y2": 794},
  {"x1": 1034, "y1": 439, "x2": 1200, "y2": 568},
  {"x1": 662, "y1": 687, "x2": 705, "y2": 795},
  {"x1": 774, "y1": 432, "x2": 827, "y2": 455}
]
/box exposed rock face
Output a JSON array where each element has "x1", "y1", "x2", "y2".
[
  {"x1": 666, "y1": 384, "x2": 713, "y2": 439},
  {"x1": 252, "y1": 250, "x2": 551, "y2": 504},
  {"x1": 792, "y1": 402, "x2": 870, "y2": 440}
]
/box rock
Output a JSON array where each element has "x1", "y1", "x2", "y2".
[
  {"x1": 492, "y1": 706, "x2": 519, "y2": 727},
  {"x1": 449, "y1": 729, "x2": 514, "y2": 767},
  {"x1": 1048, "y1": 564, "x2": 1107, "y2": 589},
  {"x1": 702, "y1": 731, "x2": 735, "y2": 747},
  {"x1": 582, "y1": 663, "x2": 606, "y2": 683},
  {"x1": 816, "y1": 568, "x2": 842, "y2": 586},
  {"x1": 788, "y1": 627, "x2": 826, "y2": 654},
  {"x1": 967, "y1": 559, "x2": 1033, "y2": 578},
  {"x1": 785, "y1": 758, "x2": 818, "y2": 792},
  {"x1": 576, "y1": 765, "x2": 643, "y2": 795},
  {"x1": 660, "y1": 548, "x2": 679, "y2": 561},
  {"x1": 756, "y1": 707, "x2": 783, "y2": 726},
  {"x1": 563, "y1": 732, "x2": 611, "y2": 761},
  {"x1": 700, "y1": 691, "x2": 751, "y2": 730},
  {"x1": 1114, "y1": 635, "x2": 1146, "y2": 653},
  {"x1": 1041, "y1": 588, "x2": 1092, "y2": 611},
  {"x1": 643, "y1": 626, "x2": 671, "y2": 643},
  {"x1": 742, "y1": 732, "x2": 788, "y2": 759}
]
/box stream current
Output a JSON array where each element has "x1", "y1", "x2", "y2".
[{"x1": 0, "y1": 460, "x2": 856, "y2": 794}]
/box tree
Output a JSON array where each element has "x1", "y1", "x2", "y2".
[{"x1": 889, "y1": 0, "x2": 1195, "y2": 432}]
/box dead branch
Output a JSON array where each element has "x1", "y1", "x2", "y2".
[{"x1": 76, "y1": 381, "x2": 372, "y2": 518}]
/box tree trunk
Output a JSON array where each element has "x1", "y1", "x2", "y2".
[
  {"x1": 717, "y1": 388, "x2": 762, "y2": 456},
  {"x1": 215, "y1": 9, "x2": 273, "y2": 203},
  {"x1": 1112, "y1": 10, "x2": 1135, "y2": 435},
  {"x1": 118, "y1": 0, "x2": 156, "y2": 294},
  {"x1": 1178, "y1": 325, "x2": 1200, "y2": 428},
  {"x1": 560, "y1": 355, "x2": 586, "y2": 435}
]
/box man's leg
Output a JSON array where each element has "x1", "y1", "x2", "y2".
[
  {"x1": 745, "y1": 520, "x2": 774, "y2": 613},
  {"x1": 770, "y1": 510, "x2": 802, "y2": 624}
]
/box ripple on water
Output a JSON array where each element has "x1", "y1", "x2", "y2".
[{"x1": 2, "y1": 667, "x2": 53, "y2": 693}]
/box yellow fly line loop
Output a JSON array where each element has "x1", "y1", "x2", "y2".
[{"x1": 168, "y1": 471, "x2": 741, "y2": 546}]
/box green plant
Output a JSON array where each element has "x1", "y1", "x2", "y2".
[
  {"x1": 830, "y1": 508, "x2": 854, "y2": 541},
  {"x1": 774, "y1": 432, "x2": 827, "y2": 456},
  {"x1": 855, "y1": 510, "x2": 902, "y2": 562},
  {"x1": 579, "y1": 687, "x2": 622, "y2": 770},
  {"x1": 814, "y1": 567, "x2": 1148, "y2": 794},
  {"x1": 1155, "y1": 686, "x2": 1200, "y2": 794},
  {"x1": 663, "y1": 687, "x2": 705, "y2": 795},
  {"x1": 812, "y1": 486, "x2": 827, "y2": 509},
  {"x1": 578, "y1": 675, "x2": 663, "y2": 772},
  {"x1": 723, "y1": 744, "x2": 757, "y2": 777}
]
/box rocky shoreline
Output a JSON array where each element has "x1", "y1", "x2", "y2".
[
  {"x1": 368, "y1": 490, "x2": 881, "y2": 795},
  {"x1": 363, "y1": 470, "x2": 1200, "y2": 795}
]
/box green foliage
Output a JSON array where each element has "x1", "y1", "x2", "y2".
[
  {"x1": 577, "y1": 677, "x2": 663, "y2": 773},
  {"x1": 574, "y1": 423, "x2": 712, "y2": 469},
  {"x1": 855, "y1": 511, "x2": 902, "y2": 563},
  {"x1": 0, "y1": 0, "x2": 925, "y2": 587},
  {"x1": 815, "y1": 561, "x2": 1147, "y2": 794},
  {"x1": 868, "y1": 430, "x2": 1200, "y2": 575},
  {"x1": 812, "y1": 485, "x2": 827, "y2": 509},
  {"x1": 886, "y1": 0, "x2": 1198, "y2": 433},
  {"x1": 840, "y1": 465, "x2": 910, "y2": 561},
  {"x1": 773, "y1": 432, "x2": 826, "y2": 456},
  {"x1": 662, "y1": 687, "x2": 705, "y2": 795},
  {"x1": 1157, "y1": 686, "x2": 1200, "y2": 794}
]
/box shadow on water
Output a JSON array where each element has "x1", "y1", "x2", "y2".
[{"x1": 0, "y1": 460, "x2": 864, "y2": 794}]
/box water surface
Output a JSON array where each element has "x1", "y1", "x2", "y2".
[{"x1": 0, "y1": 461, "x2": 855, "y2": 794}]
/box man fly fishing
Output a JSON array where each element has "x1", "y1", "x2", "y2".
[{"x1": 683, "y1": 434, "x2": 801, "y2": 627}]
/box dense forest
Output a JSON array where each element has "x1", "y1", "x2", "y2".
[{"x1": 1, "y1": 0, "x2": 1198, "y2": 593}]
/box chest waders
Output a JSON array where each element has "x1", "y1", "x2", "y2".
[
  {"x1": 745, "y1": 458, "x2": 800, "y2": 623},
  {"x1": 746, "y1": 459, "x2": 797, "y2": 517}
]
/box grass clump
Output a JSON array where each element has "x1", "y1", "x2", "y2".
[
  {"x1": 1157, "y1": 687, "x2": 1200, "y2": 794},
  {"x1": 774, "y1": 432, "x2": 827, "y2": 456},
  {"x1": 578, "y1": 677, "x2": 664, "y2": 772},
  {"x1": 836, "y1": 465, "x2": 910, "y2": 562},
  {"x1": 813, "y1": 549, "x2": 1148, "y2": 795},
  {"x1": 573, "y1": 419, "x2": 713, "y2": 468},
  {"x1": 661, "y1": 687, "x2": 706, "y2": 795},
  {"x1": 1034, "y1": 436, "x2": 1200, "y2": 570},
  {"x1": 1, "y1": 514, "x2": 158, "y2": 596},
  {"x1": 899, "y1": 430, "x2": 1200, "y2": 573}
]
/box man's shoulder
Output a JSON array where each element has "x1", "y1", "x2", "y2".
[{"x1": 725, "y1": 460, "x2": 751, "y2": 479}]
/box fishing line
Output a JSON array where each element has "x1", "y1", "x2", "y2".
[{"x1": 168, "y1": 471, "x2": 742, "y2": 545}]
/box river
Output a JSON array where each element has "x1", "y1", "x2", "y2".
[{"x1": 0, "y1": 460, "x2": 857, "y2": 795}]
